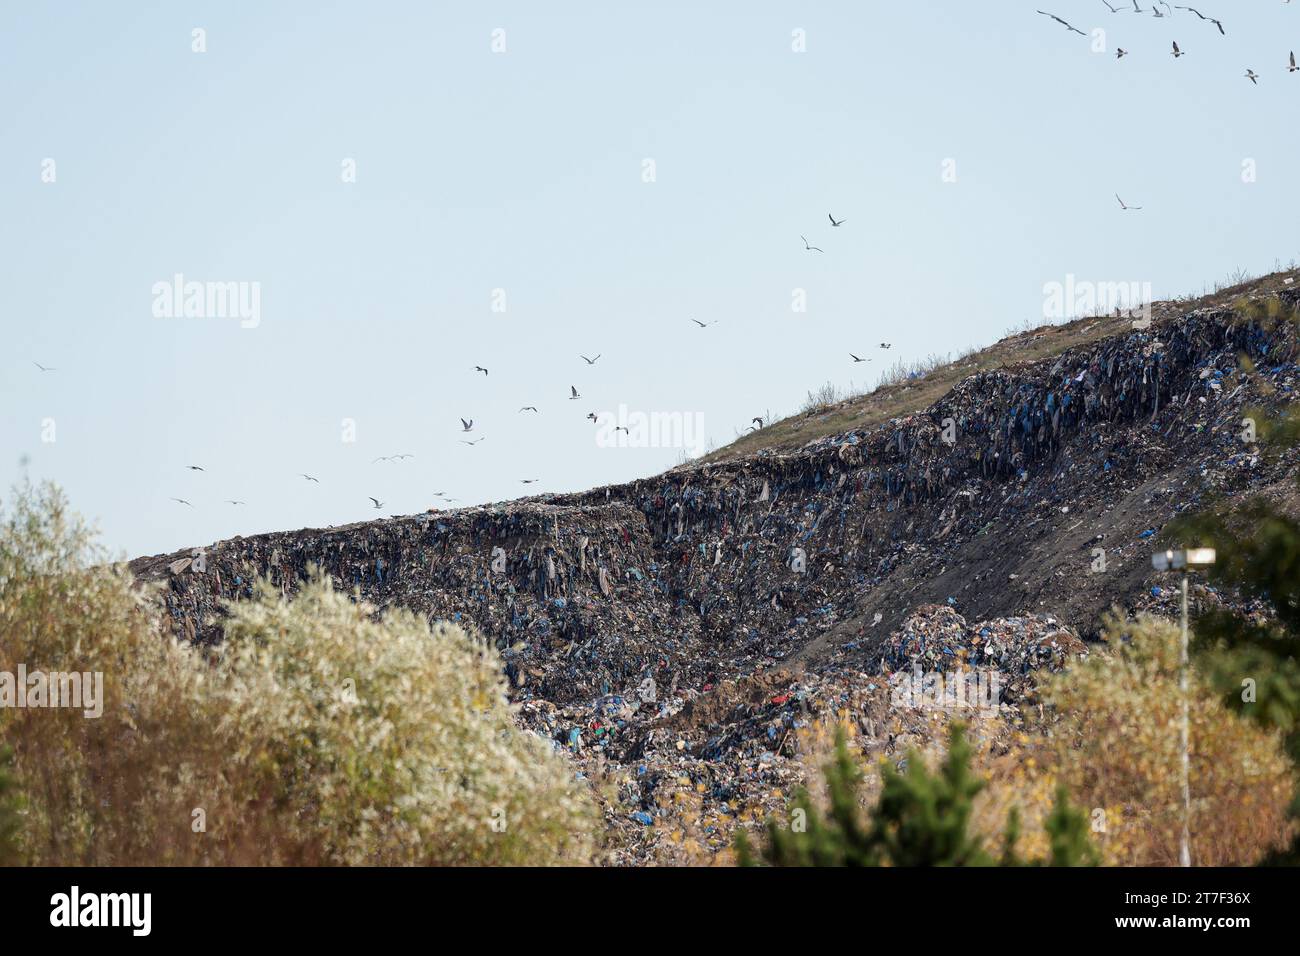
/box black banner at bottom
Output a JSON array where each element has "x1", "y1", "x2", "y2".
[{"x1": 0, "y1": 865, "x2": 1279, "y2": 941}]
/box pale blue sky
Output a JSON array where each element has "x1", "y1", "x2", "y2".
[{"x1": 2, "y1": 1, "x2": 1296, "y2": 558}]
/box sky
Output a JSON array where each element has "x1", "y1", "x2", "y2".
[{"x1": 2, "y1": 1, "x2": 1297, "y2": 559}]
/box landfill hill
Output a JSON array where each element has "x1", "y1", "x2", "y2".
[
  {"x1": 130, "y1": 271, "x2": 1300, "y2": 862},
  {"x1": 702, "y1": 269, "x2": 1300, "y2": 464}
]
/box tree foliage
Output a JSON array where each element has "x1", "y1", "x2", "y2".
[{"x1": 737, "y1": 723, "x2": 1097, "y2": 867}]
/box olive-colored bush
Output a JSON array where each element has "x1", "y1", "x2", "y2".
[{"x1": 0, "y1": 481, "x2": 595, "y2": 865}]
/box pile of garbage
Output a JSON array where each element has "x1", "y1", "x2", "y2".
[
  {"x1": 128, "y1": 288, "x2": 1300, "y2": 863},
  {"x1": 871, "y1": 604, "x2": 1087, "y2": 703}
]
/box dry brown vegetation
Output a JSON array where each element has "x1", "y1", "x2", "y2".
[{"x1": 702, "y1": 269, "x2": 1299, "y2": 464}]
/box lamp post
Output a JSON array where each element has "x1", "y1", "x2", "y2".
[{"x1": 1151, "y1": 547, "x2": 1216, "y2": 868}]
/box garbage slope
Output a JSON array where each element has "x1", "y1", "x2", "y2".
[{"x1": 132, "y1": 294, "x2": 1299, "y2": 689}]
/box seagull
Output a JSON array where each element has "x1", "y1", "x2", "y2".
[
  {"x1": 880, "y1": 342, "x2": 892, "y2": 349},
  {"x1": 580, "y1": 354, "x2": 601, "y2": 365},
  {"x1": 691, "y1": 318, "x2": 716, "y2": 328},
  {"x1": 460, "y1": 437, "x2": 484, "y2": 446},
  {"x1": 614, "y1": 426, "x2": 629, "y2": 434},
  {"x1": 474, "y1": 366, "x2": 489, "y2": 376},
  {"x1": 1116, "y1": 193, "x2": 1143, "y2": 210},
  {"x1": 1116, "y1": 48, "x2": 1128, "y2": 58},
  {"x1": 850, "y1": 353, "x2": 869, "y2": 363},
  {"x1": 1174, "y1": 7, "x2": 1223, "y2": 34},
  {"x1": 33, "y1": 362, "x2": 55, "y2": 372},
  {"x1": 752, "y1": 417, "x2": 765, "y2": 428},
  {"x1": 186, "y1": 465, "x2": 204, "y2": 471},
  {"x1": 1290, "y1": 52, "x2": 1297, "y2": 73},
  {"x1": 1152, "y1": 5, "x2": 1165, "y2": 16},
  {"x1": 569, "y1": 386, "x2": 581, "y2": 400},
  {"x1": 1036, "y1": 10, "x2": 1087, "y2": 35},
  {"x1": 392, "y1": 453, "x2": 414, "y2": 460},
  {"x1": 519, "y1": 406, "x2": 539, "y2": 413},
  {"x1": 801, "y1": 235, "x2": 824, "y2": 253},
  {"x1": 225, "y1": 500, "x2": 246, "y2": 505},
  {"x1": 1171, "y1": 40, "x2": 1184, "y2": 57},
  {"x1": 372, "y1": 456, "x2": 392, "y2": 463},
  {"x1": 1101, "y1": 0, "x2": 1120, "y2": 10},
  {"x1": 586, "y1": 412, "x2": 598, "y2": 422},
  {"x1": 1245, "y1": 68, "x2": 1259, "y2": 84},
  {"x1": 520, "y1": 479, "x2": 538, "y2": 484},
  {"x1": 828, "y1": 214, "x2": 845, "y2": 227},
  {"x1": 1131, "y1": 0, "x2": 1143, "y2": 10},
  {"x1": 368, "y1": 497, "x2": 383, "y2": 509},
  {"x1": 170, "y1": 497, "x2": 194, "y2": 507},
  {"x1": 300, "y1": 474, "x2": 319, "y2": 483},
  {"x1": 461, "y1": 418, "x2": 474, "y2": 432}
]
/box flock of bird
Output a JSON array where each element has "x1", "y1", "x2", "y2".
[
  {"x1": 1039, "y1": 3, "x2": 1296, "y2": 84},
  {"x1": 797, "y1": 218, "x2": 893, "y2": 363},
  {"x1": 27, "y1": 4, "x2": 1293, "y2": 526}
]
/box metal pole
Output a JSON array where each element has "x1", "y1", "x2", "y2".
[{"x1": 1179, "y1": 572, "x2": 1191, "y2": 867}]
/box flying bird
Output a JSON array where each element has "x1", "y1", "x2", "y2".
[
  {"x1": 569, "y1": 386, "x2": 581, "y2": 400},
  {"x1": 880, "y1": 342, "x2": 892, "y2": 349},
  {"x1": 474, "y1": 366, "x2": 489, "y2": 376},
  {"x1": 33, "y1": 362, "x2": 55, "y2": 372},
  {"x1": 801, "y1": 235, "x2": 824, "y2": 253},
  {"x1": 186, "y1": 465, "x2": 204, "y2": 471},
  {"x1": 580, "y1": 354, "x2": 601, "y2": 365},
  {"x1": 1101, "y1": 0, "x2": 1121, "y2": 11},
  {"x1": 461, "y1": 418, "x2": 474, "y2": 432},
  {"x1": 1174, "y1": 6, "x2": 1224, "y2": 33},
  {"x1": 1245, "y1": 69, "x2": 1259, "y2": 84},
  {"x1": 300, "y1": 474, "x2": 319, "y2": 483},
  {"x1": 1116, "y1": 48, "x2": 1128, "y2": 58},
  {"x1": 520, "y1": 479, "x2": 538, "y2": 484},
  {"x1": 1116, "y1": 193, "x2": 1143, "y2": 210},
  {"x1": 519, "y1": 406, "x2": 539, "y2": 413},
  {"x1": 1290, "y1": 52, "x2": 1297, "y2": 73},
  {"x1": 691, "y1": 318, "x2": 716, "y2": 328},
  {"x1": 752, "y1": 417, "x2": 765, "y2": 428},
  {"x1": 586, "y1": 412, "x2": 598, "y2": 422},
  {"x1": 1036, "y1": 10, "x2": 1087, "y2": 35},
  {"x1": 1171, "y1": 40, "x2": 1184, "y2": 57},
  {"x1": 170, "y1": 497, "x2": 193, "y2": 507},
  {"x1": 225, "y1": 500, "x2": 245, "y2": 505},
  {"x1": 368, "y1": 497, "x2": 383, "y2": 510},
  {"x1": 850, "y1": 353, "x2": 869, "y2": 363},
  {"x1": 828, "y1": 214, "x2": 845, "y2": 227},
  {"x1": 460, "y1": 437, "x2": 484, "y2": 446},
  {"x1": 1152, "y1": 5, "x2": 1165, "y2": 16}
]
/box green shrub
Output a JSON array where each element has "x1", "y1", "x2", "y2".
[
  {"x1": 0, "y1": 745, "x2": 20, "y2": 865},
  {"x1": 0, "y1": 481, "x2": 596, "y2": 865},
  {"x1": 737, "y1": 724, "x2": 1096, "y2": 867}
]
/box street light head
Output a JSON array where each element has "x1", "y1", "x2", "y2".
[{"x1": 1151, "y1": 548, "x2": 1217, "y2": 572}]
